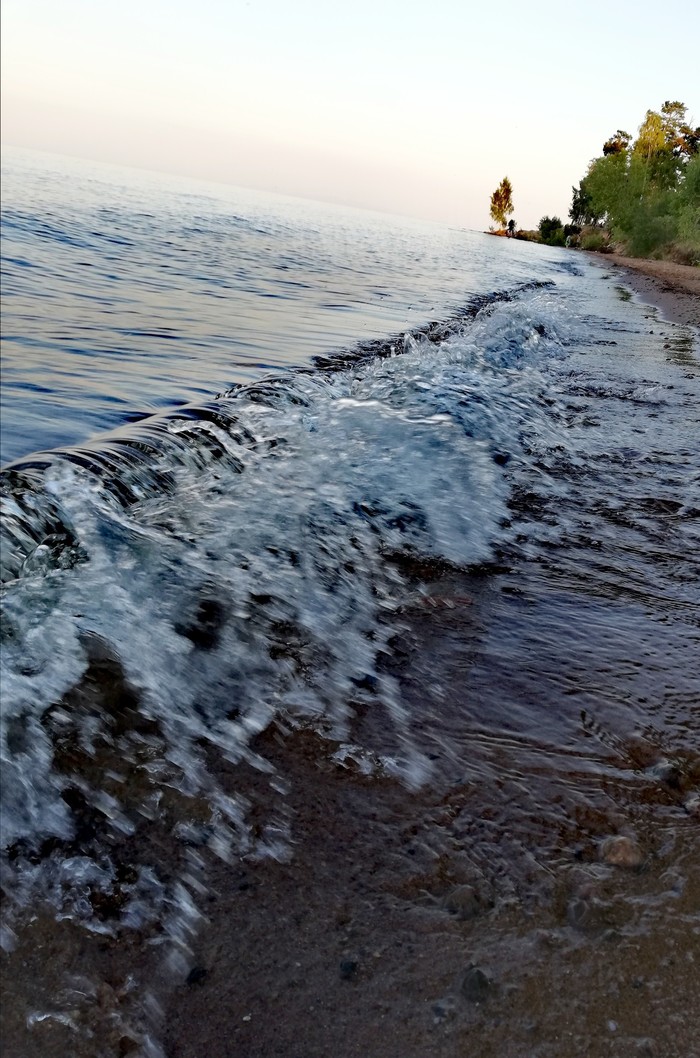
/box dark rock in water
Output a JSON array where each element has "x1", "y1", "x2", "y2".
[
  {"x1": 566, "y1": 897, "x2": 612, "y2": 932},
  {"x1": 174, "y1": 596, "x2": 226, "y2": 650},
  {"x1": 186, "y1": 966, "x2": 208, "y2": 987},
  {"x1": 650, "y1": 759, "x2": 682, "y2": 789},
  {"x1": 461, "y1": 965, "x2": 492, "y2": 1003},
  {"x1": 599, "y1": 835, "x2": 644, "y2": 868},
  {"x1": 339, "y1": 958, "x2": 358, "y2": 981}
]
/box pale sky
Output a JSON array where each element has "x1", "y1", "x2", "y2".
[{"x1": 2, "y1": 0, "x2": 698, "y2": 229}]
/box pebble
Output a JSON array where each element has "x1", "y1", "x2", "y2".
[
  {"x1": 461, "y1": 965, "x2": 492, "y2": 1003},
  {"x1": 443, "y1": 885, "x2": 483, "y2": 920},
  {"x1": 339, "y1": 959, "x2": 358, "y2": 981},
  {"x1": 599, "y1": 835, "x2": 644, "y2": 868},
  {"x1": 683, "y1": 794, "x2": 700, "y2": 817},
  {"x1": 186, "y1": 966, "x2": 208, "y2": 987},
  {"x1": 432, "y1": 997, "x2": 457, "y2": 1022}
]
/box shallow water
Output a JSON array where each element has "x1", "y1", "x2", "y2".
[{"x1": 1, "y1": 149, "x2": 699, "y2": 1057}]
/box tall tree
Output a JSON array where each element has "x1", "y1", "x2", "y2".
[
  {"x1": 603, "y1": 130, "x2": 632, "y2": 156},
  {"x1": 490, "y1": 177, "x2": 514, "y2": 229},
  {"x1": 570, "y1": 179, "x2": 602, "y2": 226},
  {"x1": 660, "y1": 100, "x2": 700, "y2": 157},
  {"x1": 573, "y1": 100, "x2": 699, "y2": 260}
]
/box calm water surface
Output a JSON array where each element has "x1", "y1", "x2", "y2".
[{"x1": 2, "y1": 147, "x2": 542, "y2": 465}]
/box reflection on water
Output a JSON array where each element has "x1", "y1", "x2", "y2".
[{"x1": 664, "y1": 328, "x2": 699, "y2": 369}]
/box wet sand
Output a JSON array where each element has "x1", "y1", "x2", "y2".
[
  {"x1": 585, "y1": 253, "x2": 700, "y2": 328},
  {"x1": 160, "y1": 721, "x2": 700, "y2": 1058},
  {"x1": 156, "y1": 543, "x2": 700, "y2": 1058},
  {"x1": 4, "y1": 564, "x2": 699, "y2": 1058}
]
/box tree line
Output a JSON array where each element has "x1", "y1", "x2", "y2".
[
  {"x1": 489, "y1": 101, "x2": 699, "y2": 262},
  {"x1": 570, "y1": 100, "x2": 699, "y2": 261}
]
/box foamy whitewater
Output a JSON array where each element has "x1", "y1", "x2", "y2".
[{"x1": 2, "y1": 148, "x2": 699, "y2": 1056}]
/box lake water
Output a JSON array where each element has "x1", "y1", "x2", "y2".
[{"x1": 1, "y1": 148, "x2": 699, "y2": 1058}]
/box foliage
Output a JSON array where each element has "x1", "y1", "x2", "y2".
[
  {"x1": 573, "y1": 99, "x2": 700, "y2": 260},
  {"x1": 603, "y1": 130, "x2": 631, "y2": 156},
  {"x1": 570, "y1": 179, "x2": 603, "y2": 226},
  {"x1": 674, "y1": 152, "x2": 700, "y2": 262},
  {"x1": 538, "y1": 215, "x2": 566, "y2": 246},
  {"x1": 580, "y1": 230, "x2": 608, "y2": 252},
  {"x1": 490, "y1": 177, "x2": 514, "y2": 229}
]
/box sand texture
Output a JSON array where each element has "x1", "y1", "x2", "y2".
[{"x1": 586, "y1": 253, "x2": 700, "y2": 327}]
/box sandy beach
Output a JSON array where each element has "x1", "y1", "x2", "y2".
[{"x1": 585, "y1": 253, "x2": 700, "y2": 328}]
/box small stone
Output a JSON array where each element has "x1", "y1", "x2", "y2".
[
  {"x1": 599, "y1": 835, "x2": 644, "y2": 868},
  {"x1": 339, "y1": 959, "x2": 358, "y2": 981},
  {"x1": 186, "y1": 966, "x2": 208, "y2": 986},
  {"x1": 683, "y1": 794, "x2": 700, "y2": 818},
  {"x1": 443, "y1": 885, "x2": 483, "y2": 920},
  {"x1": 651, "y1": 760, "x2": 682, "y2": 789},
  {"x1": 461, "y1": 965, "x2": 492, "y2": 1003},
  {"x1": 118, "y1": 1036, "x2": 140, "y2": 1057},
  {"x1": 432, "y1": 997, "x2": 456, "y2": 1022}
]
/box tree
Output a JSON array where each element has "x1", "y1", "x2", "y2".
[
  {"x1": 538, "y1": 216, "x2": 565, "y2": 245},
  {"x1": 570, "y1": 179, "x2": 603, "y2": 226},
  {"x1": 660, "y1": 100, "x2": 700, "y2": 157},
  {"x1": 574, "y1": 100, "x2": 699, "y2": 259},
  {"x1": 603, "y1": 130, "x2": 632, "y2": 156},
  {"x1": 490, "y1": 177, "x2": 514, "y2": 229}
]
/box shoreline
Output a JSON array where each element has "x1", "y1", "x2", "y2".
[{"x1": 584, "y1": 252, "x2": 700, "y2": 328}]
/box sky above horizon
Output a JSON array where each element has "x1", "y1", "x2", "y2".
[{"x1": 2, "y1": 0, "x2": 698, "y2": 230}]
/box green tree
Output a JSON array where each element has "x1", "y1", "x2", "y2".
[
  {"x1": 538, "y1": 216, "x2": 565, "y2": 245},
  {"x1": 675, "y1": 152, "x2": 700, "y2": 261},
  {"x1": 570, "y1": 179, "x2": 602, "y2": 226},
  {"x1": 490, "y1": 177, "x2": 514, "y2": 229},
  {"x1": 660, "y1": 100, "x2": 700, "y2": 157},
  {"x1": 572, "y1": 100, "x2": 697, "y2": 259}
]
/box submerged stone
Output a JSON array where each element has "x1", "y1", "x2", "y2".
[
  {"x1": 461, "y1": 965, "x2": 492, "y2": 1003},
  {"x1": 599, "y1": 836, "x2": 644, "y2": 868}
]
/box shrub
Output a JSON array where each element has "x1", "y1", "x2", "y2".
[{"x1": 580, "y1": 231, "x2": 608, "y2": 252}]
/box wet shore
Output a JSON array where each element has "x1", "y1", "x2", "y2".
[
  {"x1": 585, "y1": 253, "x2": 700, "y2": 328},
  {"x1": 2, "y1": 264, "x2": 699, "y2": 1058}
]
